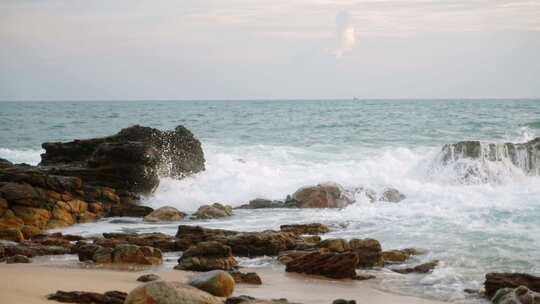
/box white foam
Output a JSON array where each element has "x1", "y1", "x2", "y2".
[{"x1": 0, "y1": 147, "x2": 43, "y2": 165}]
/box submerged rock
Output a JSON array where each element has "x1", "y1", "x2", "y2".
[
  {"x1": 226, "y1": 296, "x2": 302, "y2": 304},
  {"x1": 382, "y1": 248, "x2": 420, "y2": 264},
  {"x1": 379, "y1": 188, "x2": 406, "y2": 203},
  {"x1": 143, "y1": 206, "x2": 186, "y2": 222},
  {"x1": 491, "y1": 286, "x2": 540, "y2": 304},
  {"x1": 47, "y1": 290, "x2": 127, "y2": 304},
  {"x1": 124, "y1": 281, "x2": 221, "y2": 304},
  {"x1": 189, "y1": 270, "x2": 236, "y2": 297},
  {"x1": 485, "y1": 273, "x2": 540, "y2": 298},
  {"x1": 280, "y1": 223, "x2": 330, "y2": 235},
  {"x1": 175, "y1": 241, "x2": 238, "y2": 271},
  {"x1": 236, "y1": 198, "x2": 287, "y2": 209},
  {"x1": 287, "y1": 183, "x2": 354, "y2": 208},
  {"x1": 192, "y1": 203, "x2": 233, "y2": 219},
  {"x1": 392, "y1": 260, "x2": 439, "y2": 274},
  {"x1": 136, "y1": 273, "x2": 161, "y2": 282},
  {"x1": 285, "y1": 250, "x2": 359, "y2": 279}
]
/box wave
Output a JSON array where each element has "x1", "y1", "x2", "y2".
[{"x1": 0, "y1": 147, "x2": 43, "y2": 165}]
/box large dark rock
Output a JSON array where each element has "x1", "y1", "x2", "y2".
[
  {"x1": 349, "y1": 238, "x2": 383, "y2": 268},
  {"x1": 47, "y1": 290, "x2": 127, "y2": 304},
  {"x1": 285, "y1": 250, "x2": 359, "y2": 279},
  {"x1": 175, "y1": 241, "x2": 238, "y2": 271},
  {"x1": 41, "y1": 125, "x2": 205, "y2": 193},
  {"x1": 491, "y1": 286, "x2": 540, "y2": 304},
  {"x1": 485, "y1": 273, "x2": 540, "y2": 298},
  {"x1": 286, "y1": 183, "x2": 354, "y2": 208}
]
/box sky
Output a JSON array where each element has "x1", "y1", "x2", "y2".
[{"x1": 1, "y1": 0, "x2": 539, "y2": 100}]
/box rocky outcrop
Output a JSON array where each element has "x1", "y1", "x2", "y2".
[
  {"x1": 382, "y1": 248, "x2": 420, "y2": 264},
  {"x1": 392, "y1": 260, "x2": 439, "y2": 274},
  {"x1": 76, "y1": 243, "x2": 162, "y2": 265},
  {"x1": 124, "y1": 281, "x2": 221, "y2": 304},
  {"x1": 286, "y1": 183, "x2": 354, "y2": 208},
  {"x1": 229, "y1": 270, "x2": 262, "y2": 285},
  {"x1": 189, "y1": 270, "x2": 236, "y2": 297},
  {"x1": 143, "y1": 206, "x2": 186, "y2": 222},
  {"x1": 100, "y1": 232, "x2": 178, "y2": 252},
  {"x1": 349, "y1": 238, "x2": 383, "y2": 268},
  {"x1": 485, "y1": 273, "x2": 540, "y2": 298},
  {"x1": 192, "y1": 203, "x2": 233, "y2": 219},
  {"x1": 48, "y1": 290, "x2": 127, "y2": 304},
  {"x1": 280, "y1": 223, "x2": 330, "y2": 235},
  {"x1": 0, "y1": 125, "x2": 205, "y2": 241},
  {"x1": 175, "y1": 241, "x2": 238, "y2": 271},
  {"x1": 491, "y1": 286, "x2": 540, "y2": 304},
  {"x1": 285, "y1": 250, "x2": 359, "y2": 279}
]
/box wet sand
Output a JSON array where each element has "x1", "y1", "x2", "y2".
[{"x1": 0, "y1": 263, "x2": 446, "y2": 304}]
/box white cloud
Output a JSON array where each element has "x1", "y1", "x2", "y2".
[{"x1": 332, "y1": 10, "x2": 357, "y2": 58}]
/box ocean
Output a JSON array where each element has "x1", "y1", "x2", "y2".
[{"x1": 1, "y1": 99, "x2": 539, "y2": 303}]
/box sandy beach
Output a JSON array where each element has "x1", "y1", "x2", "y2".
[{"x1": 0, "y1": 263, "x2": 446, "y2": 304}]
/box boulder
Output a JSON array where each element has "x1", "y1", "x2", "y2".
[
  {"x1": 278, "y1": 250, "x2": 313, "y2": 265},
  {"x1": 280, "y1": 223, "x2": 330, "y2": 235},
  {"x1": 349, "y1": 238, "x2": 383, "y2": 268},
  {"x1": 379, "y1": 188, "x2": 406, "y2": 203},
  {"x1": 0, "y1": 227, "x2": 23, "y2": 242},
  {"x1": 6, "y1": 254, "x2": 31, "y2": 263},
  {"x1": 137, "y1": 273, "x2": 161, "y2": 282},
  {"x1": 491, "y1": 286, "x2": 540, "y2": 304},
  {"x1": 192, "y1": 203, "x2": 233, "y2": 219},
  {"x1": 47, "y1": 290, "x2": 127, "y2": 304},
  {"x1": 189, "y1": 270, "x2": 236, "y2": 297},
  {"x1": 287, "y1": 183, "x2": 354, "y2": 208},
  {"x1": 382, "y1": 248, "x2": 421, "y2": 264},
  {"x1": 175, "y1": 241, "x2": 238, "y2": 271},
  {"x1": 485, "y1": 273, "x2": 540, "y2": 298},
  {"x1": 144, "y1": 206, "x2": 186, "y2": 222},
  {"x1": 108, "y1": 204, "x2": 154, "y2": 217},
  {"x1": 111, "y1": 244, "x2": 162, "y2": 265},
  {"x1": 236, "y1": 199, "x2": 287, "y2": 209},
  {"x1": 317, "y1": 238, "x2": 350, "y2": 253},
  {"x1": 392, "y1": 260, "x2": 439, "y2": 274},
  {"x1": 285, "y1": 250, "x2": 359, "y2": 279},
  {"x1": 229, "y1": 270, "x2": 262, "y2": 285},
  {"x1": 124, "y1": 281, "x2": 222, "y2": 304}
]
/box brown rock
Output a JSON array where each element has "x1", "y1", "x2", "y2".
[
  {"x1": 382, "y1": 248, "x2": 421, "y2": 264},
  {"x1": 285, "y1": 250, "x2": 359, "y2": 279},
  {"x1": 0, "y1": 196, "x2": 8, "y2": 216},
  {"x1": 11, "y1": 205, "x2": 51, "y2": 229},
  {"x1": 0, "y1": 228, "x2": 24, "y2": 242},
  {"x1": 47, "y1": 290, "x2": 127, "y2": 304},
  {"x1": 288, "y1": 183, "x2": 353, "y2": 208},
  {"x1": 189, "y1": 270, "x2": 236, "y2": 297},
  {"x1": 137, "y1": 274, "x2": 161, "y2": 282},
  {"x1": 144, "y1": 206, "x2": 186, "y2": 222},
  {"x1": 280, "y1": 223, "x2": 330, "y2": 235},
  {"x1": 485, "y1": 272, "x2": 540, "y2": 298},
  {"x1": 192, "y1": 203, "x2": 233, "y2": 219},
  {"x1": 111, "y1": 244, "x2": 162, "y2": 265},
  {"x1": 0, "y1": 209, "x2": 24, "y2": 230},
  {"x1": 317, "y1": 238, "x2": 350, "y2": 253},
  {"x1": 21, "y1": 225, "x2": 42, "y2": 239},
  {"x1": 51, "y1": 205, "x2": 76, "y2": 226},
  {"x1": 349, "y1": 238, "x2": 383, "y2": 268},
  {"x1": 392, "y1": 260, "x2": 439, "y2": 274},
  {"x1": 124, "y1": 281, "x2": 221, "y2": 304},
  {"x1": 6, "y1": 254, "x2": 31, "y2": 263},
  {"x1": 175, "y1": 241, "x2": 238, "y2": 271},
  {"x1": 229, "y1": 270, "x2": 262, "y2": 285}
]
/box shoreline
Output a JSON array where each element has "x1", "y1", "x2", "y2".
[{"x1": 0, "y1": 263, "x2": 448, "y2": 304}]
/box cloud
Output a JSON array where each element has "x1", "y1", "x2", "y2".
[{"x1": 332, "y1": 10, "x2": 356, "y2": 58}]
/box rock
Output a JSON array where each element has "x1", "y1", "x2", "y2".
[
  {"x1": 6, "y1": 254, "x2": 31, "y2": 263},
  {"x1": 285, "y1": 250, "x2": 359, "y2": 279},
  {"x1": 124, "y1": 281, "x2": 221, "y2": 304},
  {"x1": 287, "y1": 183, "x2": 354, "y2": 208},
  {"x1": 47, "y1": 290, "x2": 127, "y2": 304},
  {"x1": 41, "y1": 125, "x2": 206, "y2": 194},
  {"x1": 189, "y1": 270, "x2": 236, "y2": 297},
  {"x1": 229, "y1": 270, "x2": 262, "y2": 285},
  {"x1": 491, "y1": 286, "x2": 540, "y2": 304},
  {"x1": 144, "y1": 206, "x2": 186, "y2": 222},
  {"x1": 192, "y1": 203, "x2": 233, "y2": 219},
  {"x1": 108, "y1": 204, "x2": 154, "y2": 217},
  {"x1": 317, "y1": 238, "x2": 350, "y2": 253},
  {"x1": 21, "y1": 225, "x2": 42, "y2": 239},
  {"x1": 101, "y1": 232, "x2": 178, "y2": 252},
  {"x1": 93, "y1": 247, "x2": 114, "y2": 263},
  {"x1": 74, "y1": 243, "x2": 102, "y2": 261},
  {"x1": 333, "y1": 300, "x2": 357, "y2": 304},
  {"x1": 0, "y1": 228, "x2": 23, "y2": 242},
  {"x1": 111, "y1": 244, "x2": 162, "y2": 265},
  {"x1": 353, "y1": 274, "x2": 376, "y2": 281},
  {"x1": 379, "y1": 188, "x2": 406, "y2": 203},
  {"x1": 278, "y1": 250, "x2": 313, "y2": 265},
  {"x1": 392, "y1": 260, "x2": 439, "y2": 274},
  {"x1": 349, "y1": 238, "x2": 383, "y2": 268},
  {"x1": 236, "y1": 198, "x2": 286, "y2": 209},
  {"x1": 225, "y1": 296, "x2": 301, "y2": 304},
  {"x1": 485, "y1": 273, "x2": 540, "y2": 298},
  {"x1": 280, "y1": 223, "x2": 330, "y2": 235},
  {"x1": 137, "y1": 273, "x2": 161, "y2": 282},
  {"x1": 175, "y1": 241, "x2": 238, "y2": 271},
  {"x1": 11, "y1": 205, "x2": 51, "y2": 229},
  {"x1": 4, "y1": 242, "x2": 70, "y2": 257},
  {"x1": 382, "y1": 248, "x2": 420, "y2": 264}
]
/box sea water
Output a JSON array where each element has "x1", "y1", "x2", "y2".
[{"x1": 1, "y1": 99, "x2": 539, "y2": 303}]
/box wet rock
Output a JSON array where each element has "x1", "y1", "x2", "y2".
[
  {"x1": 382, "y1": 248, "x2": 420, "y2": 264},
  {"x1": 280, "y1": 223, "x2": 330, "y2": 235},
  {"x1": 278, "y1": 250, "x2": 313, "y2": 265},
  {"x1": 226, "y1": 296, "x2": 301, "y2": 304},
  {"x1": 47, "y1": 290, "x2": 127, "y2": 304},
  {"x1": 491, "y1": 286, "x2": 540, "y2": 304},
  {"x1": 0, "y1": 227, "x2": 24, "y2": 242},
  {"x1": 124, "y1": 281, "x2": 221, "y2": 304},
  {"x1": 175, "y1": 241, "x2": 238, "y2": 271},
  {"x1": 287, "y1": 183, "x2": 354, "y2": 208},
  {"x1": 111, "y1": 244, "x2": 162, "y2": 265},
  {"x1": 4, "y1": 242, "x2": 70, "y2": 257},
  {"x1": 137, "y1": 273, "x2": 161, "y2": 282},
  {"x1": 236, "y1": 198, "x2": 287, "y2": 209},
  {"x1": 108, "y1": 204, "x2": 154, "y2": 217},
  {"x1": 229, "y1": 270, "x2": 263, "y2": 285},
  {"x1": 143, "y1": 206, "x2": 186, "y2": 222},
  {"x1": 392, "y1": 260, "x2": 439, "y2": 274},
  {"x1": 379, "y1": 188, "x2": 406, "y2": 203},
  {"x1": 317, "y1": 238, "x2": 350, "y2": 253},
  {"x1": 189, "y1": 270, "x2": 236, "y2": 297},
  {"x1": 485, "y1": 273, "x2": 540, "y2": 298},
  {"x1": 6, "y1": 254, "x2": 31, "y2": 263},
  {"x1": 349, "y1": 238, "x2": 383, "y2": 268},
  {"x1": 21, "y1": 225, "x2": 42, "y2": 239},
  {"x1": 175, "y1": 225, "x2": 238, "y2": 250},
  {"x1": 353, "y1": 274, "x2": 376, "y2": 281},
  {"x1": 192, "y1": 203, "x2": 233, "y2": 219},
  {"x1": 285, "y1": 250, "x2": 359, "y2": 279},
  {"x1": 332, "y1": 300, "x2": 357, "y2": 304},
  {"x1": 102, "y1": 232, "x2": 177, "y2": 252}
]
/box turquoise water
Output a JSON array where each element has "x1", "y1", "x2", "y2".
[{"x1": 1, "y1": 99, "x2": 540, "y2": 303}]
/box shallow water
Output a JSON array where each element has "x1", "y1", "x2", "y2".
[{"x1": 1, "y1": 99, "x2": 539, "y2": 303}]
